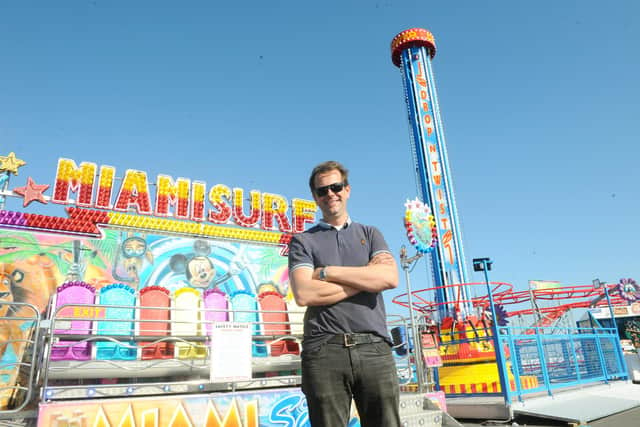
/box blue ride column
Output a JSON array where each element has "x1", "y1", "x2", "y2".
[{"x1": 391, "y1": 28, "x2": 471, "y2": 319}]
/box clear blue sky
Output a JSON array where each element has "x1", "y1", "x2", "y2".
[{"x1": 1, "y1": 1, "x2": 638, "y2": 315}]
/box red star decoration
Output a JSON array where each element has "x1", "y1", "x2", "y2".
[{"x1": 13, "y1": 177, "x2": 50, "y2": 207}]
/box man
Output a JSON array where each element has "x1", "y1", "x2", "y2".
[{"x1": 288, "y1": 160, "x2": 401, "y2": 427}]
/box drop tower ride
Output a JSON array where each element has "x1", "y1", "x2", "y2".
[
  {"x1": 391, "y1": 29, "x2": 471, "y2": 319},
  {"x1": 390, "y1": 28, "x2": 543, "y2": 397}
]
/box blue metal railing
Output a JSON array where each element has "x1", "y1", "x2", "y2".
[
  {"x1": 434, "y1": 323, "x2": 627, "y2": 402},
  {"x1": 499, "y1": 325, "x2": 627, "y2": 401}
]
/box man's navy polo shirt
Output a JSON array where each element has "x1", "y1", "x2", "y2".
[{"x1": 288, "y1": 220, "x2": 393, "y2": 350}]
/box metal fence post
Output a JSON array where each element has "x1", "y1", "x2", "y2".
[{"x1": 473, "y1": 258, "x2": 511, "y2": 405}]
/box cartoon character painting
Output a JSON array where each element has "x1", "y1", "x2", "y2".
[
  {"x1": 0, "y1": 256, "x2": 59, "y2": 317},
  {"x1": 0, "y1": 268, "x2": 27, "y2": 372},
  {"x1": 170, "y1": 240, "x2": 234, "y2": 289},
  {"x1": 0, "y1": 255, "x2": 61, "y2": 408},
  {"x1": 112, "y1": 233, "x2": 154, "y2": 288}
]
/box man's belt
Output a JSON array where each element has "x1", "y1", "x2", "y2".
[{"x1": 327, "y1": 333, "x2": 384, "y2": 347}]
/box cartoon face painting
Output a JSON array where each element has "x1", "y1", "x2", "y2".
[
  {"x1": 114, "y1": 235, "x2": 153, "y2": 286},
  {"x1": 185, "y1": 256, "x2": 216, "y2": 288}
]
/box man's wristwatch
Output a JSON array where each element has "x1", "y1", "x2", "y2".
[{"x1": 319, "y1": 266, "x2": 328, "y2": 281}]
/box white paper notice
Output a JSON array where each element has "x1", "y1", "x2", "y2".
[{"x1": 210, "y1": 322, "x2": 252, "y2": 383}]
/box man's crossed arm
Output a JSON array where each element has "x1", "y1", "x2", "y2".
[{"x1": 290, "y1": 252, "x2": 399, "y2": 307}]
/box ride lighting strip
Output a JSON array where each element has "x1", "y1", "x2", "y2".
[{"x1": 0, "y1": 207, "x2": 293, "y2": 250}]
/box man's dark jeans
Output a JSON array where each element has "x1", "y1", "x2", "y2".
[{"x1": 301, "y1": 339, "x2": 401, "y2": 427}]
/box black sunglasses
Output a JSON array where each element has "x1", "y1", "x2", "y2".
[{"x1": 315, "y1": 182, "x2": 346, "y2": 197}]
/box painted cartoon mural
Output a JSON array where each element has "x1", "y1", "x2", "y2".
[
  {"x1": 0, "y1": 228, "x2": 290, "y2": 409},
  {"x1": 0, "y1": 229, "x2": 290, "y2": 296}
]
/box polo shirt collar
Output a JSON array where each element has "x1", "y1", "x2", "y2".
[{"x1": 318, "y1": 217, "x2": 352, "y2": 231}]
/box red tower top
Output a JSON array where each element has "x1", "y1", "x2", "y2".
[{"x1": 390, "y1": 28, "x2": 437, "y2": 67}]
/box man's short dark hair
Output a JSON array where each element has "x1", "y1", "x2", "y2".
[{"x1": 308, "y1": 161, "x2": 349, "y2": 193}]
